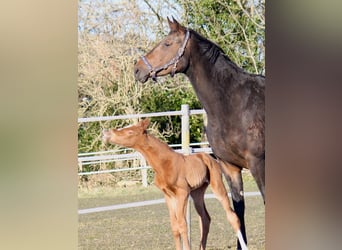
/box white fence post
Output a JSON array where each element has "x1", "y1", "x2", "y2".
[
  {"x1": 181, "y1": 104, "x2": 191, "y2": 248},
  {"x1": 181, "y1": 104, "x2": 190, "y2": 155}
]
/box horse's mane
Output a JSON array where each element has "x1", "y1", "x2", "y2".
[
  {"x1": 188, "y1": 28, "x2": 265, "y2": 86},
  {"x1": 189, "y1": 29, "x2": 241, "y2": 71}
]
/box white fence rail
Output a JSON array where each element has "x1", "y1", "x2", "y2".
[{"x1": 78, "y1": 104, "x2": 210, "y2": 186}]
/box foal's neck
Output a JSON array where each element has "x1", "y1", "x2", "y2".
[{"x1": 133, "y1": 134, "x2": 178, "y2": 172}]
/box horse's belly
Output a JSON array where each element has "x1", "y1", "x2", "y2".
[{"x1": 206, "y1": 125, "x2": 248, "y2": 167}]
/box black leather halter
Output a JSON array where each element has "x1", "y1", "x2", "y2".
[{"x1": 141, "y1": 29, "x2": 190, "y2": 81}]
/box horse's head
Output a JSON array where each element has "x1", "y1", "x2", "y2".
[
  {"x1": 102, "y1": 119, "x2": 150, "y2": 148},
  {"x1": 134, "y1": 17, "x2": 190, "y2": 83}
]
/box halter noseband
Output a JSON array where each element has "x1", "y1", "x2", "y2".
[{"x1": 141, "y1": 29, "x2": 190, "y2": 81}]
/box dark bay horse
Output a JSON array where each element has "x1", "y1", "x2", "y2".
[
  {"x1": 103, "y1": 119, "x2": 248, "y2": 250},
  {"x1": 134, "y1": 18, "x2": 264, "y2": 249}
]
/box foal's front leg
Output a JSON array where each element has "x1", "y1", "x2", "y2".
[
  {"x1": 165, "y1": 195, "x2": 182, "y2": 250},
  {"x1": 175, "y1": 191, "x2": 191, "y2": 250}
]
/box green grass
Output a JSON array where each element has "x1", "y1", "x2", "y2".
[{"x1": 78, "y1": 172, "x2": 264, "y2": 249}]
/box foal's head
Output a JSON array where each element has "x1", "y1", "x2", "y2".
[
  {"x1": 102, "y1": 119, "x2": 150, "y2": 148},
  {"x1": 134, "y1": 17, "x2": 190, "y2": 83}
]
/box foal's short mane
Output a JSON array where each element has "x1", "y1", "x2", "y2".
[{"x1": 145, "y1": 129, "x2": 174, "y2": 152}]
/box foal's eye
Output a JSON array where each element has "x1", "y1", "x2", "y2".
[{"x1": 164, "y1": 41, "x2": 172, "y2": 47}]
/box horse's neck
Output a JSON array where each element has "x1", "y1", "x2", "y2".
[
  {"x1": 134, "y1": 134, "x2": 176, "y2": 173},
  {"x1": 185, "y1": 38, "x2": 246, "y2": 116}
]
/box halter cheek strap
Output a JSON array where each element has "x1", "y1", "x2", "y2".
[{"x1": 141, "y1": 29, "x2": 190, "y2": 81}]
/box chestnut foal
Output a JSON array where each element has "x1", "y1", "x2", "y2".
[{"x1": 102, "y1": 119, "x2": 247, "y2": 250}]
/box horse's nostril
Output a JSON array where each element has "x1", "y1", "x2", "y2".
[{"x1": 134, "y1": 68, "x2": 139, "y2": 75}]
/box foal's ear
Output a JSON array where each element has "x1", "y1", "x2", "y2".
[
  {"x1": 140, "y1": 118, "x2": 150, "y2": 130},
  {"x1": 167, "y1": 16, "x2": 181, "y2": 32}
]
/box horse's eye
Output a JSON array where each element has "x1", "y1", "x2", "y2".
[{"x1": 164, "y1": 42, "x2": 172, "y2": 47}]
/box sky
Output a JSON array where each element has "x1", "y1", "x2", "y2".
[{"x1": 78, "y1": 0, "x2": 183, "y2": 39}]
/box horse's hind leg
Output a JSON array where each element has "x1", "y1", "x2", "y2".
[
  {"x1": 190, "y1": 183, "x2": 211, "y2": 250},
  {"x1": 218, "y1": 161, "x2": 248, "y2": 250},
  {"x1": 248, "y1": 155, "x2": 265, "y2": 202}
]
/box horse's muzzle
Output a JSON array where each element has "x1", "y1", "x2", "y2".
[{"x1": 134, "y1": 64, "x2": 149, "y2": 83}]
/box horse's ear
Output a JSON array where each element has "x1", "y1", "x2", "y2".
[{"x1": 167, "y1": 16, "x2": 181, "y2": 32}]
